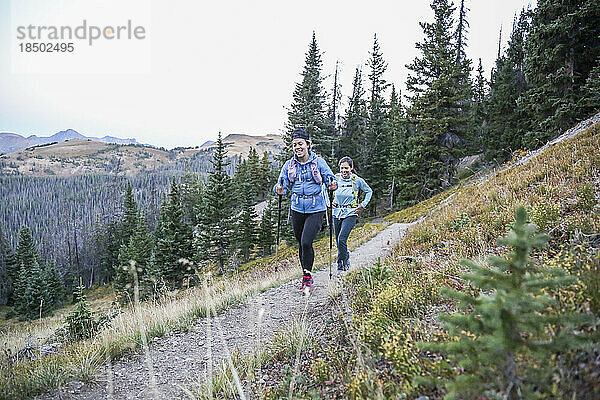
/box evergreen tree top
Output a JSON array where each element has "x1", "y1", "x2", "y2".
[
  {"x1": 455, "y1": 0, "x2": 470, "y2": 62},
  {"x1": 406, "y1": 0, "x2": 457, "y2": 95},
  {"x1": 303, "y1": 32, "x2": 324, "y2": 77},
  {"x1": 210, "y1": 132, "x2": 230, "y2": 175},
  {"x1": 285, "y1": 32, "x2": 329, "y2": 155},
  {"x1": 367, "y1": 34, "x2": 389, "y2": 105},
  {"x1": 16, "y1": 226, "x2": 39, "y2": 269}
]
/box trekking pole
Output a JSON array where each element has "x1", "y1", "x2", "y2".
[
  {"x1": 329, "y1": 185, "x2": 334, "y2": 280},
  {"x1": 275, "y1": 180, "x2": 283, "y2": 272}
]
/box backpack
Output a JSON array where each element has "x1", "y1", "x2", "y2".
[
  {"x1": 335, "y1": 173, "x2": 359, "y2": 207},
  {"x1": 287, "y1": 156, "x2": 323, "y2": 184}
]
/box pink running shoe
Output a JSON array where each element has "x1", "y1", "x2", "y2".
[{"x1": 300, "y1": 273, "x2": 313, "y2": 294}]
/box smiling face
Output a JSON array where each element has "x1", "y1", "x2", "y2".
[
  {"x1": 339, "y1": 161, "x2": 353, "y2": 179},
  {"x1": 292, "y1": 138, "x2": 310, "y2": 160}
]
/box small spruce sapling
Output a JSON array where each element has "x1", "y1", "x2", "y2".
[
  {"x1": 419, "y1": 206, "x2": 598, "y2": 399},
  {"x1": 62, "y1": 279, "x2": 99, "y2": 341}
]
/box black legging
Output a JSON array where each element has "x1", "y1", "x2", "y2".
[{"x1": 291, "y1": 210, "x2": 325, "y2": 273}]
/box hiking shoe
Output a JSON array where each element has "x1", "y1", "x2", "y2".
[
  {"x1": 337, "y1": 260, "x2": 350, "y2": 271},
  {"x1": 301, "y1": 273, "x2": 313, "y2": 294}
]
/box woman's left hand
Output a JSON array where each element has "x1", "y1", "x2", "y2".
[
  {"x1": 355, "y1": 205, "x2": 364, "y2": 214},
  {"x1": 328, "y1": 181, "x2": 338, "y2": 191}
]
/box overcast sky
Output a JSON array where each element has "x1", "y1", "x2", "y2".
[{"x1": 0, "y1": 0, "x2": 535, "y2": 149}]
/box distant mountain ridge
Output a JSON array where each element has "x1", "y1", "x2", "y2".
[
  {"x1": 0, "y1": 132, "x2": 284, "y2": 177},
  {"x1": 0, "y1": 129, "x2": 137, "y2": 154}
]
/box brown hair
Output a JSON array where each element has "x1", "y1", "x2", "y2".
[{"x1": 338, "y1": 156, "x2": 354, "y2": 169}]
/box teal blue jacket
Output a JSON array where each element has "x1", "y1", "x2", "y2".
[{"x1": 332, "y1": 173, "x2": 372, "y2": 219}]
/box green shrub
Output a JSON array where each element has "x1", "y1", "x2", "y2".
[
  {"x1": 576, "y1": 183, "x2": 597, "y2": 211},
  {"x1": 450, "y1": 213, "x2": 471, "y2": 231},
  {"x1": 531, "y1": 200, "x2": 561, "y2": 230}
]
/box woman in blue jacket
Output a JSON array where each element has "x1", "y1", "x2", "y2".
[
  {"x1": 333, "y1": 156, "x2": 372, "y2": 271},
  {"x1": 274, "y1": 128, "x2": 337, "y2": 293}
]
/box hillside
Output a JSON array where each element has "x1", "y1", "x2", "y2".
[{"x1": 0, "y1": 134, "x2": 283, "y2": 177}]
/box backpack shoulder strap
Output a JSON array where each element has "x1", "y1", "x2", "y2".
[
  {"x1": 287, "y1": 157, "x2": 297, "y2": 183},
  {"x1": 309, "y1": 155, "x2": 323, "y2": 184},
  {"x1": 351, "y1": 174, "x2": 360, "y2": 206}
]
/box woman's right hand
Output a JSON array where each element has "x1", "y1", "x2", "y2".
[{"x1": 275, "y1": 185, "x2": 284, "y2": 195}]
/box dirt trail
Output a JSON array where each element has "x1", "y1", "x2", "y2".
[{"x1": 39, "y1": 222, "x2": 411, "y2": 400}]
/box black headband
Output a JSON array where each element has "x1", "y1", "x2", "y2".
[{"x1": 291, "y1": 128, "x2": 309, "y2": 141}]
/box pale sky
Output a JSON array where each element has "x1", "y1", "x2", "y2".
[{"x1": 0, "y1": 0, "x2": 535, "y2": 149}]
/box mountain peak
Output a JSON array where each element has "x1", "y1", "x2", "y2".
[{"x1": 49, "y1": 129, "x2": 85, "y2": 141}]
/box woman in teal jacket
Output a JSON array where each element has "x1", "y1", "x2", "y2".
[
  {"x1": 333, "y1": 156, "x2": 372, "y2": 271},
  {"x1": 274, "y1": 128, "x2": 337, "y2": 292}
]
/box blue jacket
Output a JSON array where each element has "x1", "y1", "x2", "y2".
[
  {"x1": 333, "y1": 173, "x2": 373, "y2": 219},
  {"x1": 273, "y1": 151, "x2": 336, "y2": 213}
]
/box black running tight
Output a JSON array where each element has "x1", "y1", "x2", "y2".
[{"x1": 290, "y1": 210, "x2": 324, "y2": 273}]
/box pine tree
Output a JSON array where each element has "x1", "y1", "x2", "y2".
[
  {"x1": 121, "y1": 183, "x2": 138, "y2": 245},
  {"x1": 400, "y1": 0, "x2": 472, "y2": 204},
  {"x1": 577, "y1": 58, "x2": 600, "y2": 118},
  {"x1": 0, "y1": 225, "x2": 13, "y2": 305},
  {"x1": 196, "y1": 133, "x2": 236, "y2": 274},
  {"x1": 236, "y1": 180, "x2": 258, "y2": 263},
  {"x1": 180, "y1": 173, "x2": 205, "y2": 226},
  {"x1": 325, "y1": 61, "x2": 342, "y2": 166},
  {"x1": 42, "y1": 261, "x2": 65, "y2": 309},
  {"x1": 10, "y1": 226, "x2": 63, "y2": 318},
  {"x1": 453, "y1": 0, "x2": 474, "y2": 153},
  {"x1": 115, "y1": 213, "x2": 153, "y2": 302},
  {"x1": 13, "y1": 226, "x2": 39, "y2": 276},
  {"x1": 339, "y1": 67, "x2": 368, "y2": 164},
  {"x1": 522, "y1": 0, "x2": 600, "y2": 147},
  {"x1": 421, "y1": 207, "x2": 598, "y2": 399},
  {"x1": 470, "y1": 58, "x2": 488, "y2": 153},
  {"x1": 232, "y1": 157, "x2": 249, "y2": 195},
  {"x1": 10, "y1": 227, "x2": 40, "y2": 307},
  {"x1": 387, "y1": 85, "x2": 409, "y2": 208},
  {"x1": 285, "y1": 32, "x2": 330, "y2": 155},
  {"x1": 14, "y1": 261, "x2": 52, "y2": 320},
  {"x1": 364, "y1": 34, "x2": 392, "y2": 213},
  {"x1": 258, "y1": 197, "x2": 275, "y2": 257},
  {"x1": 92, "y1": 221, "x2": 121, "y2": 284},
  {"x1": 455, "y1": 0, "x2": 469, "y2": 63},
  {"x1": 154, "y1": 181, "x2": 194, "y2": 289},
  {"x1": 258, "y1": 151, "x2": 274, "y2": 199},
  {"x1": 246, "y1": 147, "x2": 261, "y2": 201},
  {"x1": 485, "y1": 10, "x2": 531, "y2": 161}
]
